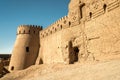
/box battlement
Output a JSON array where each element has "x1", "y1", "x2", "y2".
[
  {"x1": 86, "y1": 0, "x2": 120, "y2": 21},
  {"x1": 17, "y1": 25, "x2": 42, "y2": 35},
  {"x1": 40, "y1": 16, "x2": 71, "y2": 38},
  {"x1": 40, "y1": 0, "x2": 120, "y2": 39}
]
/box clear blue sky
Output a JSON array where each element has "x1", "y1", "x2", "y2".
[{"x1": 0, "y1": 0, "x2": 69, "y2": 54}]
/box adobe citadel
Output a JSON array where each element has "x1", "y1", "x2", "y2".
[{"x1": 9, "y1": 0, "x2": 120, "y2": 71}]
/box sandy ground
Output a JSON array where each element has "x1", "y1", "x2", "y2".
[{"x1": 1, "y1": 58, "x2": 120, "y2": 80}]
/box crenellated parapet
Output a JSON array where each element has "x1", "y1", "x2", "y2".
[
  {"x1": 67, "y1": 0, "x2": 120, "y2": 22},
  {"x1": 40, "y1": 16, "x2": 71, "y2": 38},
  {"x1": 86, "y1": 0, "x2": 120, "y2": 21},
  {"x1": 17, "y1": 25, "x2": 42, "y2": 35},
  {"x1": 40, "y1": 0, "x2": 120, "y2": 39}
]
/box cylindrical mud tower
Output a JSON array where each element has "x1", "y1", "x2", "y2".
[{"x1": 9, "y1": 25, "x2": 42, "y2": 71}]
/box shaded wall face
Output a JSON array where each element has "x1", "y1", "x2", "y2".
[
  {"x1": 85, "y1": 6, "x2": 120, "y2": 60},
  {"x1": 38, "y1": 24, "x2": 83, "y2": 64},
  {"x1": 39, "y1": 31, "x2": 63, "y2": 64}
]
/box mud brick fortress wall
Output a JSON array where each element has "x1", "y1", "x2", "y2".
[
  {"x1": 9, "y1": 0, "x2": 120, "y2": 71},
  {"x1": 9, "y1": 25, "x2": 42, "y2": 71}
]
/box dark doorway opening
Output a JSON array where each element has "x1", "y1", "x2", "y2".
[
  {"x1": 39, "y1": 58, "x2": 43, "y2": 64},
  {"x1": 68, "y1": 41, "x2": 79, "y2": 64},
  {"x1": 73, "y1": 47, "x2": 79, "y2": 62}
]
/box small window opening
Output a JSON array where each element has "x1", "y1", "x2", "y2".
[
  {"x1": 69, "y1": 22, "x2": 71, "y2": 26},
  {"x1": 23, "y1": 30, "x2": 25, "y2": 33},
  {"x1": 89, "y1": 12, "x2": 92, "y2": 18},
  {"x1": 29, "y1": 30, "x2": 30, "y2": 33},
  {"x1": 60, "y1": 25, "x2": 62, "y2": 29},
  {"x1": 26, "y1": 47, "x2": 29, "y2": 52},
  {"x1": 34, "y1": 31, "x2": 35, "y2": 34},
  {"x1": 19, "y1": 31, "x2": 21, "y2": 34},
  {"x1": 11, "y1": 66, "x2": 14, "y2": 70},
  {"x1": 103, "y1": 4, "x2": 107, "y2": 12}
]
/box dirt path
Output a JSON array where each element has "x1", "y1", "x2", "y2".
[{"x1": 1, "y1": 59, "x2": 120, "y2": 80}]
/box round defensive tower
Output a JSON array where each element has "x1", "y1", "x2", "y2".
[{"x1": 9, "y1": 25, "x2": 42, "y2": 71}]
